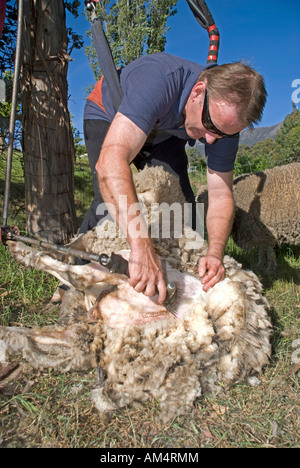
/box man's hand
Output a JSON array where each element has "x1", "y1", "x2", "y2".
[
  {"x1": 198, "y1": 255, "x2": 225, "y2": 292},
  {"x1": 128, "y1": 240, "x2": 167, "y2": 304},
  {"x1": 199, "y1": 168, "x2": 234, "y2": 292}
]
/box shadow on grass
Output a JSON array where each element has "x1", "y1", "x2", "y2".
[
  {"x1": 227, "y1": 240, "x2": 300, "y2": 288},
  {"x1": 226, "y1": 240, "x2": 300, "y2": 364}
]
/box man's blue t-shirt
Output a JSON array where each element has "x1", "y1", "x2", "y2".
[{"x1": 84, "y1": 53, "x2": 239, "y2": 173}]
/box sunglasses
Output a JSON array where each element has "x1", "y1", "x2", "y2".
[{"x1": 202, "y1": 88, "x2": 240, "y2": 138}]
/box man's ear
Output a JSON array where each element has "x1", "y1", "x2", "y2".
[{"x1": 190, "y1": 81, "x2": 206, "y2": 101}]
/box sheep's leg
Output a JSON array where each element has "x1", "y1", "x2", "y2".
[
  {"x1": 66, "y1": 232, "x2": 88, "y2": 252},
  {"x1": 266, "y1": 245, "x2": 277, "y2": 273},
  {"x1": 257, "y1": 245, "x2": 268, "y2": 271},
  {"x1": 6, "y1": 241, "x2": 127, "y2": 291},
  {"x1": 0, "y1": 322, "x2": 97, "y2": 372},
  {"x1": 257, "y1": 245, "x2": 277, "y2": 273}
]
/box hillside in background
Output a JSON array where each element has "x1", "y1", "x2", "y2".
[
  {"x1": 239, "y1": 121, "x2": 283, "y2": 146},
  {"x1": 188, "y1": 108, "x2": 300, "y2": 176}
]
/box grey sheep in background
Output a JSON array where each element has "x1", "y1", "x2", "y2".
[{"x1": 196, "y1": 162, "x2": 300, "y2": 272}]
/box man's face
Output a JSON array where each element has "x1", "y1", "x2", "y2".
[{"x1": 183, "y1": 81, "x2": 244, "y2": 144}]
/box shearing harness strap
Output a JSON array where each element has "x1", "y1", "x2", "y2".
[
  {"x1": 186, "y1": 0, "x2": 220, "y2": 64},
  {"x1": 85, "y1": 1, "x2": 123, "y2": 112}
]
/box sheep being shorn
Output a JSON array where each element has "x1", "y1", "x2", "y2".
[
  {"x1": 0, "y1": 166, "x2": 272, "y2": 422},
  {"x1": 197, "y1": 163, "x2": 300, "y2": 272}
]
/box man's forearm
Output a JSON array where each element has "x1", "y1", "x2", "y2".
[
  {"x1": 97, "y1": 150, "x2": 149, "y2": 245},
  {"x1": 206, "y1": 195, "x2": 235, "y2": 260},
  {"x1": 95, "y1": 112, "x2": 149, "y2": 245}
]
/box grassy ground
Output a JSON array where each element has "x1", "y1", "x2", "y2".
[
  {"x1": 0, "y1": 152, "x2": 94, "y2": 230},
  {"x1": 0, "y1": 154, "x2": 299, "y2": 448}
]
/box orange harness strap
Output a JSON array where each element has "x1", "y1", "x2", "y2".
[{"x1": 87, "y1": 76, "x2": 108, "y2": 115}]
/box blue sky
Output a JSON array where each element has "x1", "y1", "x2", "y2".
[{"x1": 67, "y1": 0, "x2": 300, "y2": 137}]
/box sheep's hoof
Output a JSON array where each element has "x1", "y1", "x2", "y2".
[{"x1": 0, "y1": 362, "x2": 23, "y2": 388}]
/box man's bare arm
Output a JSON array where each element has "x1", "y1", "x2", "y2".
[
  {"x1": 95, "y1": 112, "x2": 167, "y2": 303},
  {"x1": 199, "y1": 168, "x2": 234, "y2": 291}
]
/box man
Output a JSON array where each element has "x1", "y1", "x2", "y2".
[{"x1": 81, "y1": 52, "x2": 267, "y2": 303}]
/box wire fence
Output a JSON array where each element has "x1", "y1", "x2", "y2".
[
  {"x1": 0, "y1": 151, "x2": 94, "y2": 231},
  {"x1": 0, "y1": 150, "x2": 299, "y2": 232},
  {"x1": 188, "y1": 155, "x2": 300, "y2": 176}
]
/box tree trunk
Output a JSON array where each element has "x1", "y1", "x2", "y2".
[{"x1": 21, "y1": 0, "x2": 77, "y2": 244}]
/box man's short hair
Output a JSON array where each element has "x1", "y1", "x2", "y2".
[{"x1": 198, "y1": 62, "x2": 267, "y2": 129}]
